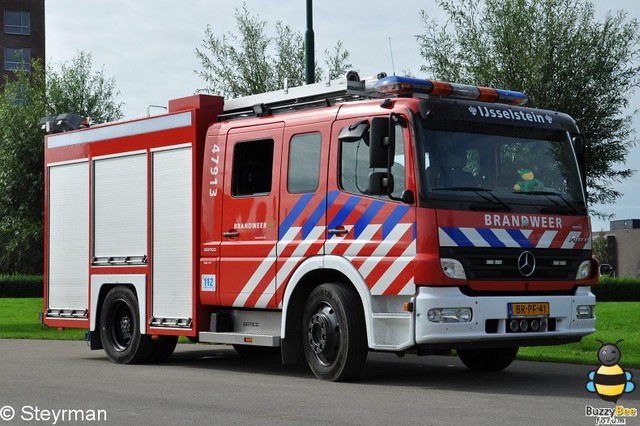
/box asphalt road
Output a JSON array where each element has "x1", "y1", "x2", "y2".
[{"x1": 0, "y1": 340, "x2": 638, "y2": 426}]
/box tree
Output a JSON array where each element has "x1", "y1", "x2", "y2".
[
  {"x1": 416, "y1": 0, "x2": 640, "y2": 213},
  {"x1": 47, "y1": 51, "x2": 123, "y2": 124},
  {"x1": 591, "y1": 231, "x2": 611, "y2": 265},
  {"x1": 0, "y1": 52, "x2": 123, "y2": 274},
  {"x1": 195, "y1": 4, "x2": 353, "y2": 97},
  {"x1": 0, "y1": 62, "x2": 47, "y2": 275}
]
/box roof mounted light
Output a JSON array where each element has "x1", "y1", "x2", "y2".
[
  {"x1": 374, "y1": 76, "x2": 528, "y2": 106},
  {"x1": 40, "y1": 113, "x2": 89, "y2": 134}
]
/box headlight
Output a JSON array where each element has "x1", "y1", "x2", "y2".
[
  {"x1": 427, "y1": 307, "x2": 472, "y2": 323},
  {"x1": 576, "y1": 260, "x2": 591, "y2": 280},
  {"x1": 441, "y1": 258, "x2": 467, "y2": 279},
  {"x1": 576, "y1": 305, "x2": 594, "y2": 319}
]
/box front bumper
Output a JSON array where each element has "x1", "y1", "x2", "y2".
[{"x1": 414, "y1": 285, "x2": 595, "y2": 348}]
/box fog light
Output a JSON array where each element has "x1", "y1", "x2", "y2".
[
  {"x1": 577, "y1": 305, "x2": 594, "y2": 319},
  {"x1": 440, "y1": 258, "x2": 467, "y2": 280},
  {"x1": 509, "y1": 319, "x2": 519, "y2": 332},
  {"x1": 427, "y1": 307, "x2": 472, "y2": 323},
  {"x1": 519, "y1": 319, "x2": 529, "y2": 332},
  {"x1": 540, "y1": 318, "x2": 548, "y2": 332},
  {"x1": 530, "y1": 319, "x2": 540, "y2": 331},
  {"x1": 575, "y1": 260, "x2": 591, "y2": 280}
]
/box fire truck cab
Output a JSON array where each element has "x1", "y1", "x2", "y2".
[{"x1": 43, "y1": 72, "x2": 597, "y2": 381}]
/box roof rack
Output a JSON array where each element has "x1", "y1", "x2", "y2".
[
  {"x1": 217, "y1": 71, "x2": 529, "y2": 121},
  {"x1": 219, "y1": 71, "x2": 385, "y2": 120}
]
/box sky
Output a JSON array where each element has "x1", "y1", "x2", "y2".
[{"x1": 45, "y1": 0, "x2": 639, "y2": 231}]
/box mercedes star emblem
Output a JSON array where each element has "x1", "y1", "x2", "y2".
[{"x1": 517, "y1": 251, "x2": 536, "y2": 277}]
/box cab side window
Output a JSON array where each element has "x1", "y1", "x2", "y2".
[
  {"x1": 232, "y1": 139, "x2": 274, "y2": 196},
  {"x1": 339, "y1": 121, "x2": 405, "y2": 199},
  {"x1": 288, "y1": 133, "x2": 321, "y2": 193}
]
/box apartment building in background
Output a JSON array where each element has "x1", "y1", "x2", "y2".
[{"x1": 1, "y1": 0, "x2": 45, "y2": 82}]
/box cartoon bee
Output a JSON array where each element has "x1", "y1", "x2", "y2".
[{"x1": 586, "y1": 339, "x2": 635, "y2": 403}]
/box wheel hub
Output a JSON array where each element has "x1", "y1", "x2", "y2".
[
  {"x1": 307, "y1": 304, "x2": 339, "y2": 365},
  {"x1": 108, "y1": 302, "x2": 134, "y2": 351},
  {"x1": 119, "y1": 315, "x2": 132, "y2": 342}
]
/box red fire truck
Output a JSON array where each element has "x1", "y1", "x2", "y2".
[{"x1": 42, "y1": 72, "x2": 598, "y2": 381}]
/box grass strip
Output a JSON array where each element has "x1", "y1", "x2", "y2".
[{"x1": 518, "y1": 302, "x2": 639, "y2": 367}]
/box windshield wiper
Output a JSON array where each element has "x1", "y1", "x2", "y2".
[
  {"x1": 513, "y1": 190, "x2": 580, "y2": 215},
  {"x1": 434, "y1": 187, "x2": 511, "y2": 212}
]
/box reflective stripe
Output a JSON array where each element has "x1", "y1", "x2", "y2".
[
  {"x1": 47, "y1": 112, "x2": 192, "y2": 148},
  {"x1": 439, "y1": 226, "x2": 586, "y2": 249}
]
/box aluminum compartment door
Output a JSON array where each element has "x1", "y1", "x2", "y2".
[
  {"x1": 48, "y1": 161, "x2": 89, "y2": 310},
  {"x1": 93, "y1": 153, "x2": 147, "y2": 260},
  {"x1": 152, "y1": 145, "x2": 193, "y2": 321}
]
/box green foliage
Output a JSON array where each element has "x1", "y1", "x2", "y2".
[
  {"x1": 519, "y1": 302, "x2": 640, "y2": 367},
  {"x1": 416, "y1": 0, "x2": 640, "y2": 213},
  {"x1": 594, "y1": 276, "x2": 640, "y2": 301},
  {"x1": 0, "y1": 52, "x2": 123, "y2": 274},
  {"x1": 0, "y1": 61, "x2": 48, "y2": 274},
  {"x1": 591, "y1": 232, "x2": 610, "y2": 265},
  {"x1": 599, "y1": 276, "x2": 640, "y2": 285},
  {"x1": 0, "y1": 275, "x2": 42, "y2": 297},
  {"x1": 47, "y1": 51, "x2": 124, "y2": 124},
  {"x1": 195, "y1": 4, "x2": 352, "y2": 97}
]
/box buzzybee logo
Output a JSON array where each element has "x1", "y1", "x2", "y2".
[
  {"x1": 584, "y1": 339, "x2": 637, "y2": 425},
  {"x1": 586, "y1": 340, "x2": 635, "y2": 402}
]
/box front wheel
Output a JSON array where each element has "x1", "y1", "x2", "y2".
[
  {"x1": 100, "y1": 286, "x2": 154, "y2": 364},
  {"x1": 302, "y1": 284, "x2": 367, "y2": 381},
  {"x1": 457, "y1": 347, "x2": 519, "y2": 372}
]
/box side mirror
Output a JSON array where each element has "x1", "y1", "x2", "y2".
[
  {"x1": 368, "y1": 172, "x2": 394, "y2": 195},
  {"x1": 368, "y1": 174, "x2": 414, "y2": 204},
  {"x1": 369, "y1": 117, "x2": 391, "y2": 168}
]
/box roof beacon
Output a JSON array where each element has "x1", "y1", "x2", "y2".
[{"x1": 375, "y1": 76, "x2": 528, "y2": 106}]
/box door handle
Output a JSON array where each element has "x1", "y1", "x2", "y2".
[
  {"x1": 328, "y1": 228, "x2": 348, "y2": 236},
  {"x1": 223, "y1": 230, "x2": 240, "y2": 238}
]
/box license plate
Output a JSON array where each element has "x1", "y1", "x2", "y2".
[{"x1": 508, "y1": 302, "x2": 549, "y2": 318}]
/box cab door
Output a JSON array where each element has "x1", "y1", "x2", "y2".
[
  {"x1": 325, "y1": 116, "x2": 417, "y2": 296},
  {"x1": 275, "y1": 124, "x2": 329, "y2": 305},
  {"x1": 218, "y1": 123, "x2": 283, "y2": 308}
]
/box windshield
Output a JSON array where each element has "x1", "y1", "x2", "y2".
[{"x1": 418, "y1": 126, "x2": 586, "y2": 213}]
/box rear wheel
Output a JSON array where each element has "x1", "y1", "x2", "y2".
[
  {"x1": 100, "y1": 286, "x2": 154, "y2": 364},
  {"x1": 457, "y1": 347, "x2": 519, "y2": 372},
  {"x1": 302, "y1": 284, "x2": 367, "y2": 381}
]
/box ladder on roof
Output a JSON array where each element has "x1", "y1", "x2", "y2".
[{"x1": 220, "y1": 71, "x2": 384, "y2": 119}]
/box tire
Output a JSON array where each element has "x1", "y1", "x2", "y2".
[
  {"x1": 302, "y1": 283, "x2": 367, "y2": 381},
  {"x1": 150, "y1": 336, "x2": 178, "y2": 363},
  {"x1": 100, "y1": 286, "x2": 154, "y2": 364},
  {"x1": 457, "y1": 347, "x2": 519, "y2": 372}
]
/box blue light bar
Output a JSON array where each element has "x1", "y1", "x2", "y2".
[
  {"x1": 375, "y1": 76, "x2": 528, "y2": 105},
  {"x1": 494, "y1": 88, "x2": 528, "y2": 105}
]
